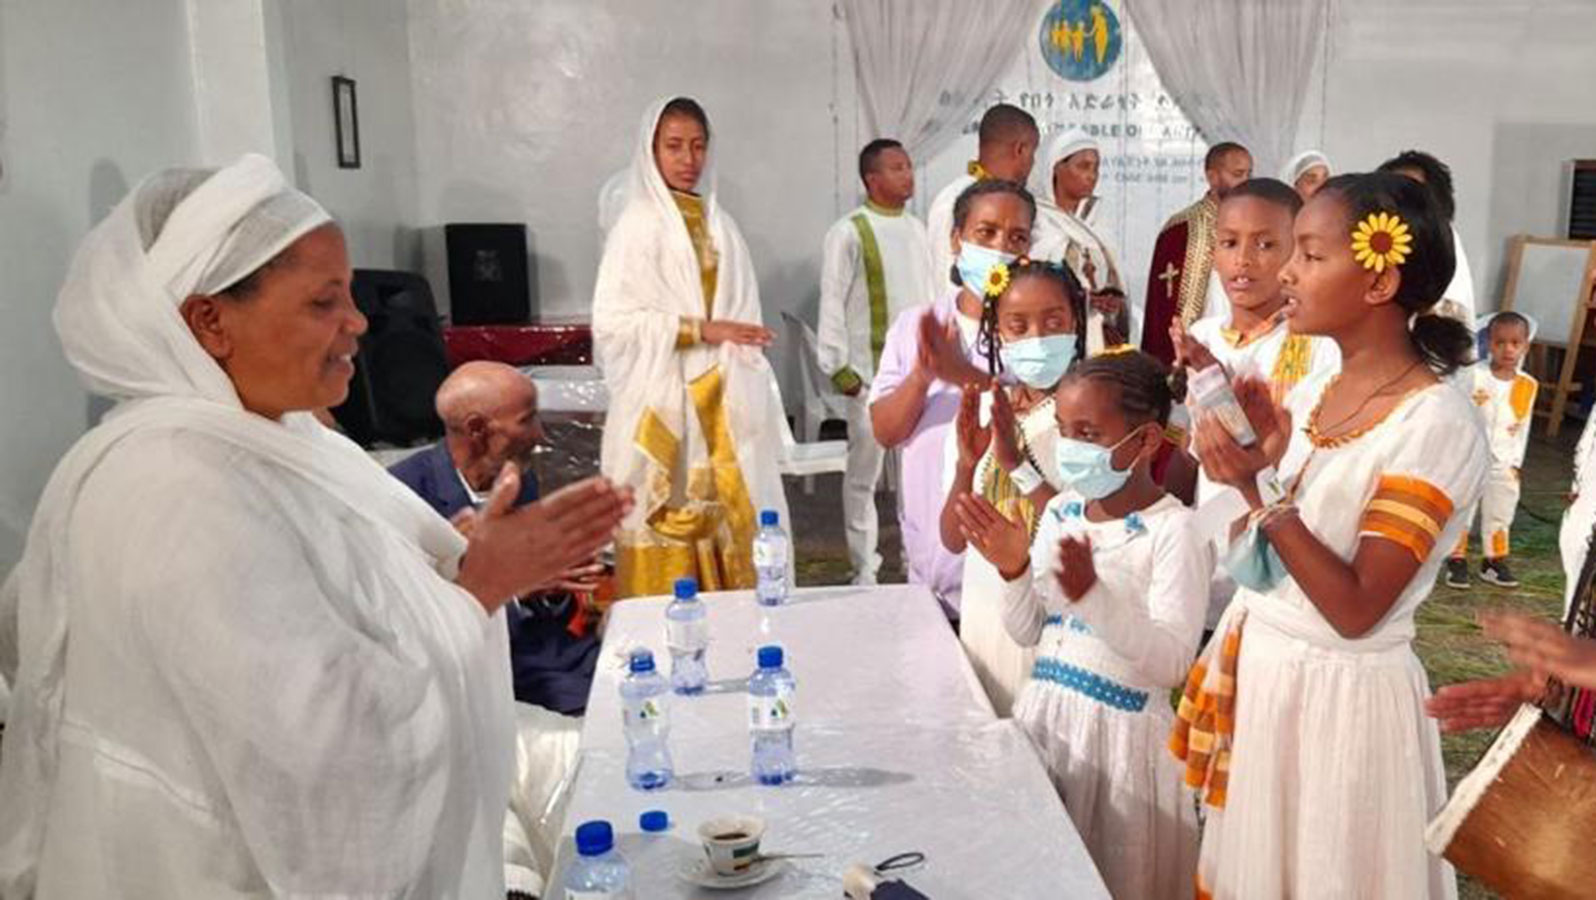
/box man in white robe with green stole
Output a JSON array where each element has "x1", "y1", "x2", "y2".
[{"x1": 817, "y1": 139, "x2": 934, "y2": 585}]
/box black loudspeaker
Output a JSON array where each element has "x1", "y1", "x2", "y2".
[
  {"x1": 446, "y1": 223, "x2": 531, "y2": 325},
  {"x1": 331, "y1": 269, "x2": 449, "y2": 447}
]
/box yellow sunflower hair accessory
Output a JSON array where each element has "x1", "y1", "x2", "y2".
[
  {"x1": 1095, "y1": 343, "x2": 1138, "y2": 358},
  {"x1": 1350, "y1": 212, "x2": 1413, "y2": 274},
  {"x1": 983, "y1": 261, "x2": 1012, "y2": 298}
]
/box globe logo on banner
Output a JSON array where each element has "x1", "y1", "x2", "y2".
[{"x1": 1040, "y1": 1, "x2": 1122, "y2": 82}]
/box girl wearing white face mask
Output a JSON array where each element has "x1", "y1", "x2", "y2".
[
  {"x1": 953, "y1": 349, "x2": 1206, "y2": 900},
  {"x1": 940, "y1": 259, "x2": 1086, "y2": 717}
]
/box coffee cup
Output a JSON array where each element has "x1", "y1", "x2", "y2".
[{"x1": 696, "y1": 814, "x2": 765, "y2": 876}]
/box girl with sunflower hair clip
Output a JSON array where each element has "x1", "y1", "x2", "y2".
[
  {"x1": 937, "y1": 254, "x2": 1088, "y2": 717},
  {"x1": 1176, "y1": 172, "x2": 1488, "y2": 898}
]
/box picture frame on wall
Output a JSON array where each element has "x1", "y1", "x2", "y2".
[{"x1": 332, "y1": 76, "x2": 360, "y2": 169}]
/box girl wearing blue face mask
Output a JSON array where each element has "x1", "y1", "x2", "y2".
[
  {"x1": 940, "y1": 259, "x2": 1087, "y2": 717},
  {"x1": 954, "y1": 350, "x2": 1206, "y2": 900}
]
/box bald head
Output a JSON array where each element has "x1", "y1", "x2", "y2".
[
  {"x1": 437, "y1": 361, "x2": 536, "y2": 431},
  {"x1": 436, "y1": 361, "x2": 542, "y2": 490}
]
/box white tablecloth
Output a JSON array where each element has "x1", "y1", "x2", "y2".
[{"x1": 553, "y1": 584, "x2": 1109, "y2": 898}]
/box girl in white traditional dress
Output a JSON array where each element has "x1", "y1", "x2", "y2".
[
  {"x1": 1177, "y1": 171, "x2": 1488, "y2": 899},
  {"x1": 939, "y1": 248, "x2": 1087, "y2": 717},
  {"x1": 955, "y1": 348, "x2": 1205, "y2": 899}
]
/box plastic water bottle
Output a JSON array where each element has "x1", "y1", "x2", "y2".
[
  {"x1": 753, "y1": 509, "x2": 789, "y2": 606},
  {"x1": 665, "y1": 577, "x2": 708, "y2": 695},
  {"x1": 748, "y1": 644, "x2": 797, "y2": 785},
  {"x1": 563, "y1": 820, "x2": 631, "y2": 898},
  {"x1": 619, "y1": 649, "x2": 673, "y2": 791}
]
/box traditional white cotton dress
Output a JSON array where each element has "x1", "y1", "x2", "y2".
[
  {"x1": 1001, "y1": 492, "x2": 1206, "y2": 900},
  {"x1": 956, "y1": 393, "x2": 1061, "y2": 717},
  {"x1": 1197, "y1": 371, "x2": 1488, "y2": 899}
]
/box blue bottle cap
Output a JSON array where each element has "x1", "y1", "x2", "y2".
[
  {"x1": 757, "y1": 645, "x2": 783, "y2": 669},
  {"x1": 760, "y1": 509, "x2": 779, "y2": 527},
  {"x1": 639, "y1": 810, "x2": 669, "y2": 832},
  {"x1": 628, "y1": 649, "x2": 656, "y2": 673},
  {"x1": 574, "y1": 820, "x2": 614, "y2": 856},
  {"x1": 673, "y1": 577, "x2": 698, "y2": 600}
]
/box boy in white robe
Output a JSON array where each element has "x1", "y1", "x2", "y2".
[
  {"x1": 817, "y1": 138, "x2": 935, "y2": 584},
  {"x1": 1174, "y1": 178, "x2": 1340, "y2": 630},
  {"x1": 1448, "y1": 311, "x2": 1538, "y2": 588}
]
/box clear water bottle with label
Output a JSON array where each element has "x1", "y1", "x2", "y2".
[
  {"x1": 752, "y1": 509, "x2": 789, "y2": 606},
  {"x1": 563, "y1": 820, "x2": 631, "y2": 898},
  {"x1": 619, "y1": 649, "x2": 673, "y2": 791},
  {"x1": 748, "y1": 644, "x2": 797, "y2": 785},
  {"x1": 665, "y1": 577, "x2": 708, "y2": 695}
]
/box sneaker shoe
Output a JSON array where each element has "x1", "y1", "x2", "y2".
[
  {"x1": 1445, "y1": 558, "x2": 1470, "y2": 589},
  {"x1": 1481, "y1": 559, "x2": 1520, "y2": 588}
]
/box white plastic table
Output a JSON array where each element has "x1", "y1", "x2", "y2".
[{"x1": 553, "y1": 584, "x2": 1110, "y2": 898}]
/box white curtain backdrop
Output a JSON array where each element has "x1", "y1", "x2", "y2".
[
  {"x1": 842, "y1": 0, "x2": 1038, "y2": 167},
  {"x1": 1127, "y1": 0, "x2": 1328, "y2": 176}
]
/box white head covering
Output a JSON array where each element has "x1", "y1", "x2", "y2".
[
  {"x1": 628, "y1": 96, "x2": 718, "y2": 216},
  {"x1": 1047, "y1": 133, "x2": 1101, "y2": 172},
  {"x1": 54, "y1": 154, "x2": 331, "y2": 405},
  {"x1": 1281, "y1": 150, "x2": 1332, "y2": 185}
]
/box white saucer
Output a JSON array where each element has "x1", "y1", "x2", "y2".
[{"x1": 675, "y1": 855, "x2": 788, "y2": 889}]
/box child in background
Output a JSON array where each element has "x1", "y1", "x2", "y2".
[
  {"x1": 954, "y1": 350, "x2": 1205, "y2": 899},
  {"x1": 1447, "y1": 311, "x2": 1538, "y2": 588}
]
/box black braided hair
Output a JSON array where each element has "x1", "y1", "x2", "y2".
[
  {"x1": 1061, "y1": 349, "x2": 1177, "y2": 426},
  {"x1": 978, "y1": 258, "x2": 1088, "y2": 377}
]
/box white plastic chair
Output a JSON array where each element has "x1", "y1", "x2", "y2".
[
  {"x1": 780, "y1": 310, "x2": 856, "y2": 492},
  {"x1": 780, "y1": 310, "x2": 852, "y2": 444},
  {"x1": 765, "y1": 367, "x2": 848, "y2": 493}
]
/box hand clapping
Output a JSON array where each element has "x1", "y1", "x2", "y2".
[{"x1": 456, "y1": 465, "x2": 633, "y2": 613}]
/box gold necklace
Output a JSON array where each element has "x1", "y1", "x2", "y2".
[{"x1": 1305, "y1": 360, "x2": 1428, "y2": 449}]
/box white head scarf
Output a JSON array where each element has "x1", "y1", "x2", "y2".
[
  {"x1": 54, "y1": 154, "x2": 330, "y2": 405},
  {"x1": 1047, "y1": 134, "x2": 1101, "y2": 173},
  {"x1": 1281, "y1": 150, "x2": 1332, "y2": 185}
]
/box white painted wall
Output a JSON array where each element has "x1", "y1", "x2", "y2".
[
  {"x1": 1296, "y1": 0, "x2": 1596, "y2": 312},
  {"x1": 405, "y1": 0, "x2": 862, "y2": 384},
  {"x1": 275, "y1": 0, "x2": 422, "y2": 271},
  {"x1": 0, "y1": 0, "x2": 203, "y2": 572}
]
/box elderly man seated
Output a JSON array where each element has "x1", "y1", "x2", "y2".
[{"x1": 389, "y1": 360, "x2": 600, "y2": 900}]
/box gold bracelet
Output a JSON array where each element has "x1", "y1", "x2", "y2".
[{"x1": 676, "y1": 317, "x2": 702, "y2": 348}]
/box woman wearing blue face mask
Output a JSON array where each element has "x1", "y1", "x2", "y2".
[
  {"x1": 952, "y1": 349, "x2": 1206, "y2": 899},
  {"x1": 869, "y1": 180, "x2": 1036, "y2": 624},
  {"x1": 939, "y1": 258, "x2": 1086, "y2": 716}
]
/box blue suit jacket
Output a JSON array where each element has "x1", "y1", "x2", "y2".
[{"x1": 389, "y1": 442, "x2": 599, "y2": 715}]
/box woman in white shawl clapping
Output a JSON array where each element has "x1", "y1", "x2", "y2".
[{"x1": 0, "y1": 155, "x2": 629, "y2": 898}]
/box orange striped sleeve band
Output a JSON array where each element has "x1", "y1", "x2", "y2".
[{"x1": 1360, "y1": 475, "x2": 1454, "y2": 563}]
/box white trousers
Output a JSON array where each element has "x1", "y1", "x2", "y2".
[
  {"x1": 1454, "y1": 464, "x2": 1521, "y2": 560},
  {"x1": 844, "y1": 393, "x2": 884, "y2": 583},
  {"x1": 503, "y1": 702, "x2": 583, "y2": 897}
]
